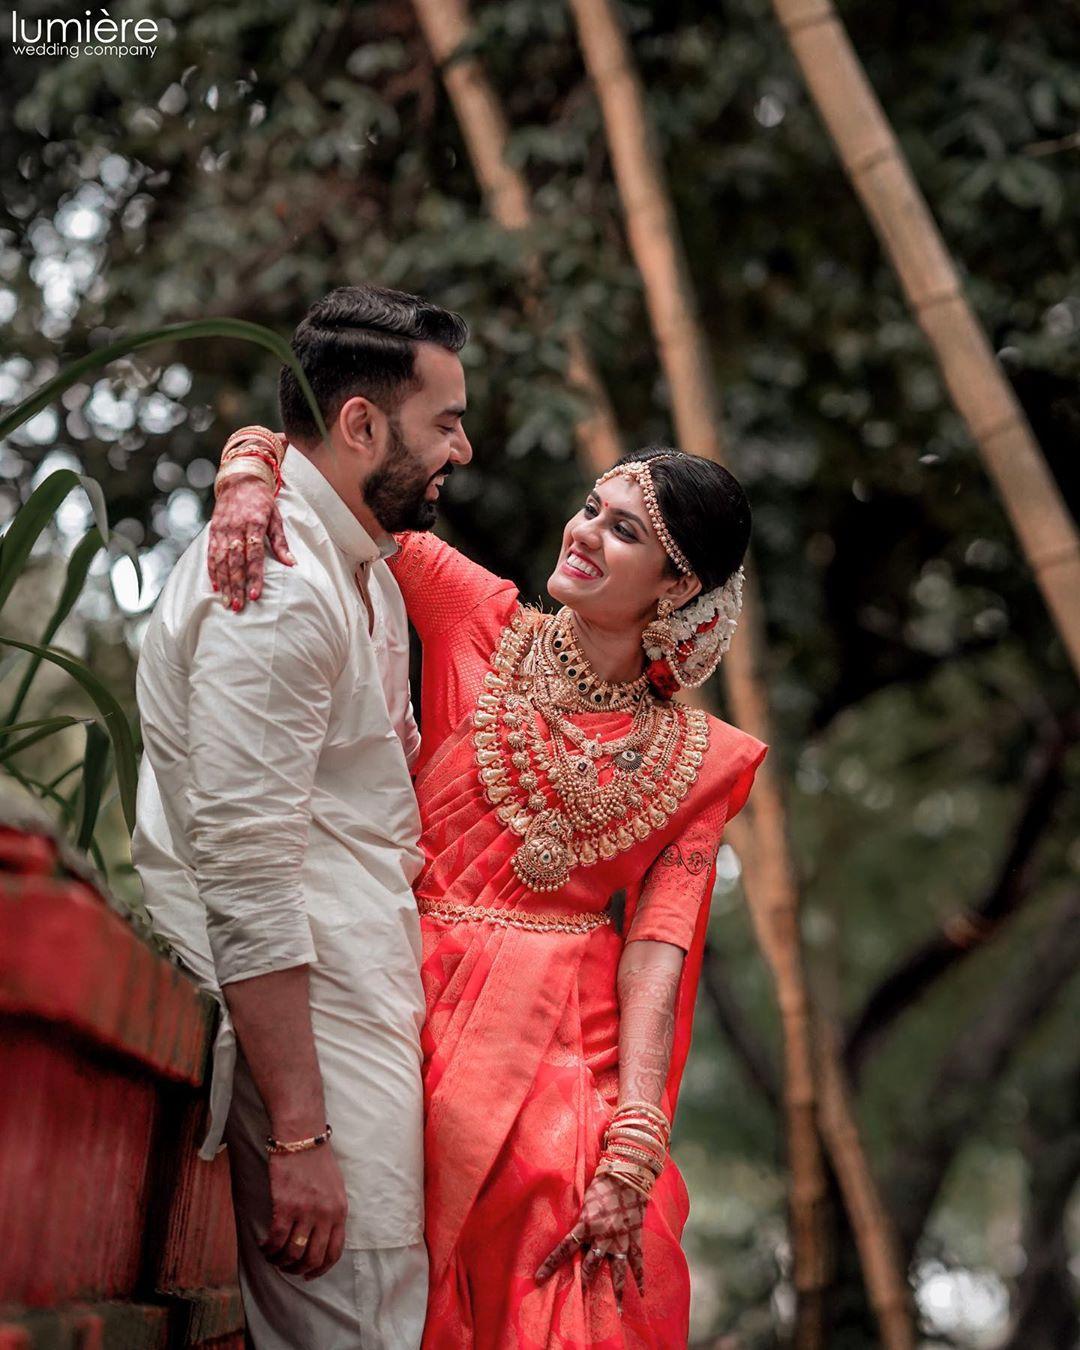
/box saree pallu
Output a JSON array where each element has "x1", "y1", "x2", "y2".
[{"x1": 389, "y1": 533, "x2": 767, "y2": 1348}]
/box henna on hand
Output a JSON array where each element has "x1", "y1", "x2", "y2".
[
  {"x1": 207, "y1": 475, "x2": 292, "y2": 612},
  {"x1": 535, "y1": 1171, "x2": 647, "y2": 1306}
]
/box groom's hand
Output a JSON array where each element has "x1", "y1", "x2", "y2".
[{"x1": 261, "y1": 1142, "x2": 348, "y2": 1280}]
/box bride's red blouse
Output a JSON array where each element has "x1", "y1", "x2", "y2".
[{"x1": 389, "y1": 531, "x2": 766, "y2": 1350}]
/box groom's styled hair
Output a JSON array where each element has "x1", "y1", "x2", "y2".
[{"x1": 279, "y1": 284, "x2": 468, "y2": 444}]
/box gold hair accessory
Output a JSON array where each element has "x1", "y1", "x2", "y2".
[{"x1": 593, "y1": 457, "x2": 691, "y2": 575}]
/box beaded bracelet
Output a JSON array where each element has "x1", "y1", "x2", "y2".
[{"x1": 266, "y1": 1123, "x2": 333, "y2": 1155}]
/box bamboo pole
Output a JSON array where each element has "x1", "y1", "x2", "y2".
[
  {"x1": 814, "y1": 1014, "x2": 915, "y2": 1348},
  {"x1": 410, "y1": 0, "x2": 622, "y2": 475},
  {"x1": 771, "y1": 0, "x2": 1080, "y2": 685},
  {"x1": 566, "y1": 2, "x2": 916, "y2": 1346}
]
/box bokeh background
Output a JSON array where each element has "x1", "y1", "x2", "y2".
[{"x1": 2, "y1": 1, "x2": 1078, "y2": 1346}]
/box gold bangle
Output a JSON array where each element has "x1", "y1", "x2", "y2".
[
  {"x1": 596, "y1": 1160, "x2": 654, "y2": 1198},
  {"x1": 605, "y1": 1134, "x2": 666, "y2": 1161},
  {"x1": 612, "y1": 1101, "x2": 670, "y2": 1133},
  {"x1": 222, "y1": 426, "x2": 286, "y2": 467},
  {"x1": 606, "y1": 1123, "x2": 668, "y2": 1149},
  {"x1": 605, "y1": 1145, "x2": 665, "y2": 1175},
  {"x1": 215, "y1": 460, "x2": 276, "y2": 498}
]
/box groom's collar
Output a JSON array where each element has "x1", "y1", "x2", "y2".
[{"x1": 283, "y1": 443, "x2": 396, "y2": 566}]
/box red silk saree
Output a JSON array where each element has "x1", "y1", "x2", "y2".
[{"x1": 389, "y1": 534, "x2": 766, "y2": 1348}]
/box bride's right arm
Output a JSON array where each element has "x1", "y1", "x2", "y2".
[
  {"x1": 204, "y1": 425, "x2": 518, "y2": 640},
  {"x1": 206, "y1": 427, "x2": 292, "y2": 611},
  {"x1": 387, "y1": 532, "x2": 516, "y2": 645}
]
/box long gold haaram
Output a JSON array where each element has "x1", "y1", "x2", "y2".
[{"x1": 473, "y1": 609, "x2": 710, "y2": 893}]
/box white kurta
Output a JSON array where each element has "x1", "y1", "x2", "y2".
[{"x1": 133, "y1": 445, "x2": 426, "y2": 1251}]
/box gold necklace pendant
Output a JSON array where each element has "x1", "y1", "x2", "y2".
[{"x1": 511, "y1": 809, "x2": 576, "y2": 892}]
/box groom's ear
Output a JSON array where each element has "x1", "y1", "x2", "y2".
[{"x1": 337, "y1": 395, "x2": 382, "y2": 462}]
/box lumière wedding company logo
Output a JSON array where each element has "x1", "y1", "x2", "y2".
[{"x1": 9, "y1": 8, "x2": 161, "y2": 58}]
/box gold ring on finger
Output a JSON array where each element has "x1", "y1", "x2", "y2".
[
  {"x1": 291, "y1": 1234, "x2": 309, "y2": 1248},
  {"x1": 610, "y1": 1253, "x2": 627, "y2": 1262},
  {"x1": 246, "y1": 535, "x2": 262, "y2": 546},
  {"x1": 227, "y1": 540, "x2": 244, "y2": 552}
]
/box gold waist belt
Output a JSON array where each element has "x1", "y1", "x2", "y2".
[{"x1": 417, "y1": 897, "x2": 612, "y2": 935}]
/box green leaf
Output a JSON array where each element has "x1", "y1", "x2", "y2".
[
  {"x1": 74, "y1": 723, "x2": 111, "y2": 851},
  {"x1": 3, "y1": 760, "x2": 76, "y2": 818},
  {"x1": 0, "y1": 715, "x2": 91, "y2": 764},
  {"x1": 47, "y1": 760, "x2": 83, "y2": 792},
  {"x1": 0, "y1": 471, "x2": 108, "y2": 613},
  {"x1": 0, "y1": 318, "x2": 327, "y2": 445},
  {"x1": 4, "y1": 715, "x2": 94, "y2": 735},
  {"x1": 3, "y1": 527, "x2": 105, "y2": 734},
  {"x1": 0, "y1": 637, "x2": 138, "y2": 832},
  {"x1": 7, "y1": 758, "x2": 112, "y2": 876}
]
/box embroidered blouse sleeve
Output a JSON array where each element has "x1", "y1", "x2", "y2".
[
  {"x1": 626, "y1": 736, "x2": 767, "y2": 952},
  {"x1": 388, "y1": 531, "x2": 520, "y2": 761},
  {"x1": 388, "y1": 532, "x2": 517, "y2": 643}
]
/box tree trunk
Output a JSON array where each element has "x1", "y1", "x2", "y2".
[
  {"x1": 565, "y1": 2, "x2": 918, "y2": 1346},
  {"x1": 1002, "y1": 1051, "x2": 1080, "y2": 1350},
  {"x1": 409, "y1": 0, "x2": 622, "y2": 475},
  {"x1": 771, "y1": 0, "x2": 1080, "y2": 683}
]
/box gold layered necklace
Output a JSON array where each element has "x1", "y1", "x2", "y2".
[{"x1": 473, "y1": 609, "x2": 710, "y2": 892}]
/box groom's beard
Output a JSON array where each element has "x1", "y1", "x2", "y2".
[{"x1": 364, "y1": 417, "x2": 447, "y2": 532}]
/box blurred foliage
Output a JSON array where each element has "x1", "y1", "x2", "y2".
[{"x1": 1, "y1": 0, "x2": 1078, "y2": 1344}]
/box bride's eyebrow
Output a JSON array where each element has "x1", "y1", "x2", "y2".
[{"x1": 586, "y1": 491, "x2": 647, "y2": 535}]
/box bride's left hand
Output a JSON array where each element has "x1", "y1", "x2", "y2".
[{"x1": 535, "y1": 1172, "x2": 646, "y2": 1306}]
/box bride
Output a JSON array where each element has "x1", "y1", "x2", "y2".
[{"x1": 206, "y1": 430, "x2": 765, "y2": 1347}]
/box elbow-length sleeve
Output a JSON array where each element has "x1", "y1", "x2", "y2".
[
  {"x1": 389, "y1": 532, "x2": 516, "y2": 644},
  {"x1": 622, "y1": 724, "x2": 767, "y2": 1115},
  {"x1": 626, "y1": 729, "x2": 768, "y2": 952},
  {"x1": 388, "y1": 532, "x2": 520, "y2": 762}
]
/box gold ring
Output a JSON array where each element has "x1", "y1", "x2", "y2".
[
  {"x1": 610, "y1": 1253, "x2": 627, "y2": 1262},
  {"x1": 227, "y1": 540, "x2": 244, "y2": 552},
  {"x1": 291, "y1": 1234, "x2": 309, "y2": 1248},
  {"x1": 246, "y1": 535, "x2": 262, "y2": 546}
]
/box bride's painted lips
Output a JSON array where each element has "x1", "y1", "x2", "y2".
[{"x1": 559, "y1": 549, "x2": 603, "y2": 581}]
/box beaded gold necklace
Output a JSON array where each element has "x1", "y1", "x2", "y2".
[{"x1": 473, "y1": 609, "x2": 710, "y2": 892}]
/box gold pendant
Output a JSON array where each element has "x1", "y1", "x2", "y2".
[{"x1": 512, "y1": 810, "x2": 575, "y2": 892}]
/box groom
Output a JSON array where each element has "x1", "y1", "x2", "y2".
[{"x1": 132, "y1": 285, "x2": 472, "y2": 1348}]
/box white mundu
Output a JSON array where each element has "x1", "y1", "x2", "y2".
[{"x1": 134, "y1": 446, "x2": 428, "y2": 1347}]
